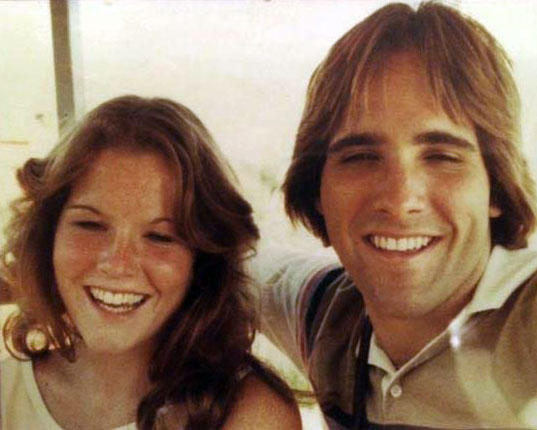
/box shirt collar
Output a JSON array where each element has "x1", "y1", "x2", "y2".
[{"x1": 464, "y1": 245, "x2": 537, "y2": 314}]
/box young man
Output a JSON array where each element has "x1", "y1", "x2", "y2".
[{"x1": 253, "y1": 2, "x2": 537, "y2": 429}]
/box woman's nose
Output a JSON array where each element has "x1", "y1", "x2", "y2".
[{"x1": 96, "y1": 232, "x2": 138, "y2": 277}]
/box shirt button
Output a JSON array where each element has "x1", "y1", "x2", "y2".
[{"x1": 390, "y1": 384, "x2": 402, "y2": 398}]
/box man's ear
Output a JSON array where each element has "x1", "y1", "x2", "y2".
[
  {"x1": 489, "y1": 204, "x2": 502, "y2": 218},
  {"x1": 315, "y1": 198, "x2": 323, "y2": 215},
  {"x1": 315, "y1": 200, "x2": 331, "y2": 246}
]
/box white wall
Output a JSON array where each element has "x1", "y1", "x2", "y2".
[
  {"x1": 0, "y1": 0, "x2": 58, "y2": 215},
  {"x1": 2, "y1": 0, "x2": 537, "y2": 240}
]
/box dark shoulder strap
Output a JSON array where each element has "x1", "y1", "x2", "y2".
[
  {"x1": 304, "y1": 267, "x2": 345, "y2": 354},
  {"x1": 353, "y1": 315, "x2": 372, "y2": 430}
]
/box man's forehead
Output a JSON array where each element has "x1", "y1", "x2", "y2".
[
  {"x1": 334, "y1": 52, "x2": 474, "y2": 143},
  {"x1": 345, "y1": 53, "x2": 434, "y2": 117}
]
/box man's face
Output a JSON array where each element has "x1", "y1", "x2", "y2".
[{"x1": 318, "y1": 52, "x2": 501, "y2": 321}]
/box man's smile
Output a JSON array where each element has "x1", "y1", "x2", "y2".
[{"x1": 365, "y1": 234, "x2": 439, "y2": 253}]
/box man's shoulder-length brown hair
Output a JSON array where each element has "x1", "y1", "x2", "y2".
[{"x1": 283, "y1": 1, "x2": 536, "y2": 248}]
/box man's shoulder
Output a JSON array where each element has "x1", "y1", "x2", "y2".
[
  {"x1": 303, "y1": 266, "x2": 357, "y2": 344},
  {"x1": 303, "y1": 265, "x2": 365, "y2": 415},
  {"x1": 263, "y1": 248, "x2": 361, "y2": 346},
  {"x1": 250, "y1": 245, "x2": 341, "y2": 287},
  {"x1": 250, "y1": 244, "x2": 364, "y2": 332},
  {"x1": 250, "y1": 245, "x2": 351, "y2": 370},
  {"x1": 500, "y1": 261, "x2": 537, "y2": 318},
  {"x1": 250, "y1": 245, "x2": 344, "y2": 321}
]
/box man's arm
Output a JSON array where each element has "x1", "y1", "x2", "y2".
[{"x1": 249, "y1": 245, "x2": 340, "y2": 373}]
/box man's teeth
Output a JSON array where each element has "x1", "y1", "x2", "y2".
[
  {"x1": 89, "y1": 286, "x2": 146, "y2": 310},
  {"x1": 370, "y1": 235, "x2": 433, "y2": 252}
]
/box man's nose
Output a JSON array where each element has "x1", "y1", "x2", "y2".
[
  {"x1": 372, "y1": 159, "x2": 426, "y2": 218},
  {"x1": 97, "y1": 232, "x2": 138, "y2": 277}
]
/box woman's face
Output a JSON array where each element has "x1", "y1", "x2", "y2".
[{"x1": 53, "y1": 148, "x2": 195, "y2": 355}]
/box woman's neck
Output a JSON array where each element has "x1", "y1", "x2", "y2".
[{"x1": 34, "y1": 342, "x2": 153, "y2": 429}]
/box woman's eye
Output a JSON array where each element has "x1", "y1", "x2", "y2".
[
  {"x1": 73, "y1": 221, "x2": 105, "y2": 231},
  {"x1": 146, "y1": 232, "x2": 174, "y2": 244}
]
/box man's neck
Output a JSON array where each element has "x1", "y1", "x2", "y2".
[{"x1": 366, "y1": 288, "x2": 475, "y2": 368}]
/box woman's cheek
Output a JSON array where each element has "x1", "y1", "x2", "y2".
[
  {"x1": 143, "y1": 245, "x2": 195, "y2": 288},
  {"x1": 54, "y1": 228, "x2": 103, "y2": 271}
]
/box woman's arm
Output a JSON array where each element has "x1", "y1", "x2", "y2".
[{"x1": 224, "y1": 374, "x2": 302, "y2": 430}]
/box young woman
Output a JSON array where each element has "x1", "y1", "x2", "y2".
[{"x1": 0, "y1": 96, "x2": 301, "y2": 430}]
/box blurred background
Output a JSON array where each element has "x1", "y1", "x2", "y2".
[{"x1": 1, "y1": 1, "x2": 537, "y2": 428}]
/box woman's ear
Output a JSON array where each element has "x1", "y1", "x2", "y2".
[{"x1": 489, "y1": 204, "x2": 502, "y2": 218}]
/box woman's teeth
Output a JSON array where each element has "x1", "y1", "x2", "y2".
[
  {"x1": 370, "y1": 235, "x2": 433, "y2": 252},
  {"x1": 89, "y1": 286, "x2": 147, "y2": 313}
]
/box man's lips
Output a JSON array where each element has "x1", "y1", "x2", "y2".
[{"x1": 365, "y1": 234, "x2": 440, "y2": 252}]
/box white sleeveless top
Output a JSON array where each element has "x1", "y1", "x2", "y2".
[{"x1": 1, "y1": 356, "x2": 137, "y2": 430}]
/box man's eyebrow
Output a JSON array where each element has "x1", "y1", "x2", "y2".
[
  {"x1": 415, "y1": 131, "x2": 477, "y2": 151},
  {"x1": 327, "y1": 133, "x2": 383, "y2": 154},
  {"x1": 328, "y1": 131, "x2": 477, "y2": 153}
]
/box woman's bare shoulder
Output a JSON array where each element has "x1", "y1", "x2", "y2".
[{"x1": 224, "y1": 374, "x2": 302, "y2": 430}]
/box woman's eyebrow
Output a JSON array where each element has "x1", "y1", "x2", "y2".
[
  {"x1": 149, "y1": 217, "x2": 175, "y2": 225},
  {"x1": 64, "y1": 204, "x2": 101, "y2": 215}
]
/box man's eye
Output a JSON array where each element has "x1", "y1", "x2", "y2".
[
  {"x1": 425, "y1": 152, "x2": 461, "y2": 163},
  {"x1": 146, "y1": 232, "x2": 174, "y2": 244},
  {"x1": 340, "y1": 152, "x2": 380, "y2": 163},
  {"x1": 73, "y1": 221, "x2": 105, "y2": 231}
]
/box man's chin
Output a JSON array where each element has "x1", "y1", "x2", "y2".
[{"x1": 362, "y1": 286, "x2": 442, "y2": 319}]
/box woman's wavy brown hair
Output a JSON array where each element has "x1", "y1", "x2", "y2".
[
  {"x1": 1, "y1": 95, "x2": 293, "y2": 429},
  {"x1": 284, "y1": 1, "x2": 536, "y2": 248}
]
